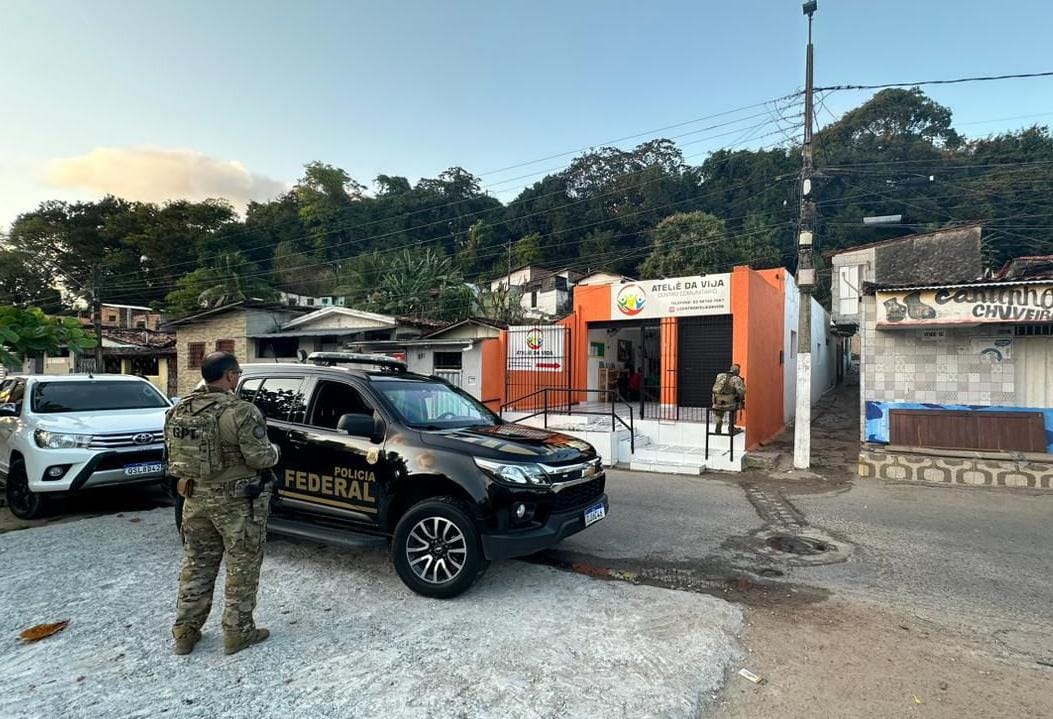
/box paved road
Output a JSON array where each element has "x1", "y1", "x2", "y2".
[
  {"x1": 552, "y1": 469, "x2": 1053, "y2": 650},
  {"x1": 550, "y1": 378, "x2": 1053, "y2": 661}
]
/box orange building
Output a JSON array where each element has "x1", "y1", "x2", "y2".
[{"x1": 490, "y1": 265, "x2": 802, "y2": 473}]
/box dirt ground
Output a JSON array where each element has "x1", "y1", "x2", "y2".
[{"x1": 719, "y1": 600, "x2": 1053, "y2": 719}]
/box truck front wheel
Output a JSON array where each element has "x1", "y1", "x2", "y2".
[
  {"x1": 392, "y1": 497, "x2": 483, "y2": 599},
  {"x1": 5, "y1": 460, "x2": 49, "y2": 520}
]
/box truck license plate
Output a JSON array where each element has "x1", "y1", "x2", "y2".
[
  {"x1": 125, "y1": 462, "x2": 164, "y2": 477},
  {"x1": 584, "y1": 502, "x2": 606, "y2": 527}
]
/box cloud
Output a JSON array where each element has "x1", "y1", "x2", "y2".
[{"x1": 43, "y1": 147, "x2": 288, "y2": 209}]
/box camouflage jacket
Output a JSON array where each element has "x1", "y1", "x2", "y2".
[
  {"x1": 166, "y1": 386, "x2": 279, "y2": 486},
  {"x1": 711, "y1": 374, "x2": 746, "y2": 409}
]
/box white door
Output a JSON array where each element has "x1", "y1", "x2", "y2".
[{"x1": 1014, "y1": 337, "x2": 1053, "y2": 407}]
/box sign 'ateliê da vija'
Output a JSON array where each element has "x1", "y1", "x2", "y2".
[
  {"x1": 611, "y1": 274, "x2": 731, "y2": 321},
  {"x1": 877, "y1": 283, "x2": 1053, "y2": 327}
]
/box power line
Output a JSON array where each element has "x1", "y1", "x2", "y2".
[
  {"x1": 101, "y1": 172, "x2": 798, "y2": 298},
  {"x1": 816, "y1": 70, "x2": 1053, "y2": 93},
  {"x1": 487, "y1": 112, "x2": 802, "y2": 196},
  {"x1": 93, "y1": 119, "x2": 802, "y2": 287},
  {"x1": 476, "y1": 92, "x2": 804, "y2": 178},
  {"x1": 24, "y1": 220, "x2": 792, "y2": 317},
  {"x1": 97, "y1": 132, "x2": 803, "y2": 293},
  {"x1": 101, "y1": 162, "x2": 798, "y2": 299}
]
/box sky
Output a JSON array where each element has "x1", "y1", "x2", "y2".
[{"x1": 1, "y1": 0, "x2": 1051, "y2": 231}]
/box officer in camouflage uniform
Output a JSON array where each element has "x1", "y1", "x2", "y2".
[
  {"x1": 711, "y1": 363, "x2": 746, "y2": 435},
  {"x1": 166, "y1": 352, "x2": 280, "y2": 656}
]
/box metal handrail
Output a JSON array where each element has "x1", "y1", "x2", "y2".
[
  {"x1": 500, "y1": 387, "x2": 636, "y2": 454},
  {"x1": 704, "y1": 407, "x2": 741, "y2": 463}
]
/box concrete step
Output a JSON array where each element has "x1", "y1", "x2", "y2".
[
  {"x1": 629, "y1": 459, "x2": 705, "y2": 476},
  {"x1": 632, "y1": 444, "x2": 708, "y2": 465}
]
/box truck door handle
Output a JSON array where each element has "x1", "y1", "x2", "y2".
[{"x1": 288, "y1": 430, "x2": 308, "y2": 447}]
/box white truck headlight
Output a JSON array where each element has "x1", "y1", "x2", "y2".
[
  {"x1": 34, "y1": 430, "x2": 92, "y2": 449},
  {"x1": 474, "y1": 458, "x2": 550, "y2": 486}
]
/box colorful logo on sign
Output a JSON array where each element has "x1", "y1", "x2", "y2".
[
  {"x1": 616, "y1": 285, "x2": 647, "y2": 316},
  {"x1": 526, "y1": 330, "x2": 544, "y2": 350}
]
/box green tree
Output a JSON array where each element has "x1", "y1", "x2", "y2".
[
  {"x1": 736, "y1": 212, "x2": 784, "y2": 269},
  {"x1": 0, "y1": 306, "x2": 97, "y2": 369},
  {"x1": 512, "y1": 233, "x2": 543, "y2": 267},
  {"x1": 640, "y1": 212, "x2": 729, "y2": 277},
  {"x1": 7, "y1": 197, "x2": 141, "y2": 305},
  {"x1": 0, "y1": 250, "x2": 64, "y2": 309},
  {"x1": 164, "y1": 253, "x2": 276, "y2": 316},
  {"x1": 458, "y1": 219, "x2": 503, "y2": 276},
  {"x1": 124, "y1": 199, "x2": 240, "y2": 299},
  {"x1": 473, "y1": 284, "x2": 525, "y2": 324},
  {"x1": 364, "y1": 248, "x2": 469, "y2": 320}
]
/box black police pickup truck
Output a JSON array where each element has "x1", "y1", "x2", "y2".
[{"x1": 172, "y1": 352, "x2": 608, "y2": 598}]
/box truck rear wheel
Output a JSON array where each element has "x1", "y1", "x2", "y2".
[{"x1": 392, "y1": 497, "x2": 483, "y2": 599}]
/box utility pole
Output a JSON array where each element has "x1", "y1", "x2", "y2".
[
  {"x1": 793, "y1": 1, "x2": 818, "y2": 469},
  {"x1": 91, "y1": 265, "x2": 103, "y2": 368}
]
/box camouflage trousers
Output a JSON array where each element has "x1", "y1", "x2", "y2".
[
  {"x1": 711, "y1": 395, "x2": 739, "y2": 432},
  {"x1": 172, "y1": 490, "x2": 270, "y2": 640}
]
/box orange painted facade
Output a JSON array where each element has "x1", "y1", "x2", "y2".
[
  {"x1": 730, "y1": 266, "x2": 787, "y2": 448},
  {"x1": 493, "y1": 266, "x2": 789, "y2": 450},
  {"x1": 479, "y1": 337, "x2": 505, "y2": 411}
]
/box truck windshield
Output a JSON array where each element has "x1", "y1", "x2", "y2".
[
  {"x1": 31, "y1": 380, "x2": 170, "y2": 413},
  {"x1": 372, "y1": 379, "x2": 499, "y2": 429}
]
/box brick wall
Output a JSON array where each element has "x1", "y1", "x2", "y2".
[{"x1": 174, "y1": 312, "x2": 248, "y2": 395}]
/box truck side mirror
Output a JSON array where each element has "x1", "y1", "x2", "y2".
[{"x1": 337, "y1": 413, "x2": 378, "y2": 440}]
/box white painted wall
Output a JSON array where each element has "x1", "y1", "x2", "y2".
[
  {"x1": 810, "y1": 296, "x2": 837, "y2": 404},
  {"x1": 461, "y1": 345, "x2": 484, "y2": 399},
  {"x1": 783, "y1": 276, "x2": 800, "y2": 424},
  {"x1": 403, "y1": 345, "x2": 484, "y2": 399},
  {"x1": 784, "y1": 274, "x2": 838, "y2": 421}
]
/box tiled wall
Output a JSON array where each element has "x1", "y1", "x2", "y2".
[
  {"x1": 859, "y1": 448, "x2": 1052, "y2": 490},
  {"x1": 861, "y1": 296, "x2": 1016, "y2": 406}
]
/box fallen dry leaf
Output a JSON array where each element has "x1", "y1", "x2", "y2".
[{"x1": 19, "y1": 620, "x2": 70, "y2": 642}]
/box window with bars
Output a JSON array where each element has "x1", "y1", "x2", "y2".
[
  {"x1": 216, "y1": 339, "x2": 235, "y2": 353},
  {"x1": 188, "y1": 342, "x2": 206, "y2": 369},
  {"x1": 433, "y1": 352, "x2": 463, "y2": 370},
  {"x1": 1015, "y1": 325, "x2": 1053, "y2": 336}
]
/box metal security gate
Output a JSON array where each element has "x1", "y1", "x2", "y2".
[
  {"x1": 677, "y1": 315, "x2": 733, "y2": 416},
  {"x1": 503, "y1": 325, "x2": 573, "y2": 412}
]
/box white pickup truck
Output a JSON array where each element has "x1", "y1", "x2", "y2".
[{"x1": 0, "y1": 374, "x2": 172, "y2": 519}]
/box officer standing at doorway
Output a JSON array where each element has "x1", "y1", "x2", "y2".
[
  {"x1": 711, "y1": 363, "x2": 746, "y2": 435},
  {"x1": 165, "y1": 351, "x2": 280, "y2": 656}
]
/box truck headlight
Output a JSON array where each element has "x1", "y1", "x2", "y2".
[
  {"x1": 474, "y1": 458, "x2": 550, "y2": 486},
  {"x1": 34, "y1": 430, "x2": 92, "y2": 449}
]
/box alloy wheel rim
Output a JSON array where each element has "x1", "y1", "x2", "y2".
[{"x1": 405, "y1": 516, "x2": 468, "y2": 584}]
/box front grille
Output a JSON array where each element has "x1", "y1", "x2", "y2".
[
  {"x1": 552, "y1": 476, "x2": 605, "y2": 513},
  {"x1": 547, "y1": 458, "x2": 601, "y2": 484},
  {"x1": 89, "y1": 431, "x2": 164, "y2": 449},
  {"x1": 95, "y1": 449, "x2": 164, "y2": 472}
]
